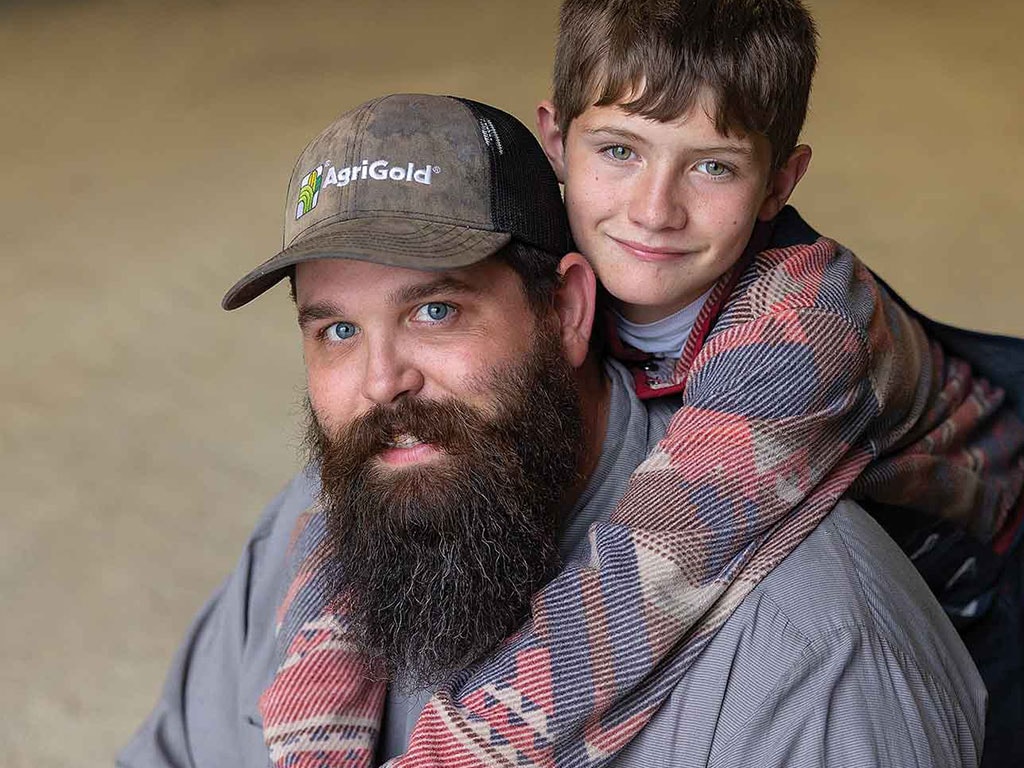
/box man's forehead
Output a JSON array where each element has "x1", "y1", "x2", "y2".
[{"x1": 294, "y1": 256, "x2": 516, "y2": 307}]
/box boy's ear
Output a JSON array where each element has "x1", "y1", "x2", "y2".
[
  {"x1": 536, "y1": 100, "x2": 567, "y2": 182},
  {"x1": 758, "y1": 144, "x2": 813, "y2": 221},
  {"x1": 553, "y1": 252, "x2": 597, "y2": 368}
]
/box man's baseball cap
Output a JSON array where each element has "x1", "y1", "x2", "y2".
[{"x1": 221, "y1": 93, "x2": 571, "y2": 310}]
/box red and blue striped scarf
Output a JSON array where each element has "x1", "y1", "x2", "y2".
[{"x1": 260, "y1": 236, "x2": 1024, "y2": 767}]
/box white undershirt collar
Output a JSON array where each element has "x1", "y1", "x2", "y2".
[{"x1": 614, "y1": 288, "x2": 713, "y2": 357}]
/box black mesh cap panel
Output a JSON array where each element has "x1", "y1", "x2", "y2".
[{"x1": 452, "y1": 97, "x2": 573, "y2": 263}]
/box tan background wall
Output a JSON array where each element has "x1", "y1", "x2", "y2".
[{"x1": 1, "y1": 1, "x2": 1020, "y2": 765}]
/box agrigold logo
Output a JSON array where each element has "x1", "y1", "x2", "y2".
[
  {"x1": 295, "y1": 158, "x2": 439, "y2": 220},
  {"x1": 323, "y1": 159, "x2": 437, "y2": 188},
  {"x1": 295, "y1": 165, "x2": 324, "y2": 220}
]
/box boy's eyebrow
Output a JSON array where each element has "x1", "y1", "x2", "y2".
[
  {"x1": 689, "y1": 144, "x2": 754, "y2": 157},
  {"x1": 584, "y1": 126, "x2": 754, "y2": 157},
  {"x1": 296, "y1": 275, "x2": 478, "y2": 329},
  {"x1": 583, "y1": 126, "x2": 649, "y2": 145}
]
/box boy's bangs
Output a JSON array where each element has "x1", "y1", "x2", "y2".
[
  {"x1": 588, "y1": 50, "x2": 765, "y2": 149},
  {"x1": 552, "y1": 0, "x2": 818, "y2": 168}
]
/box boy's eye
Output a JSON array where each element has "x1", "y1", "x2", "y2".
[
  {"x1": 412, "y1": 302, "x2": 455, "y2": 323},
  {"x1": 696, "y1": 160, "x2": 731, "y2": 177},
  {"x1": 325, "y1": 321, "x2": 358, "y2": 341},
  {"x1": 605, "y1": 145, "x2": 634, "y2": 161}
]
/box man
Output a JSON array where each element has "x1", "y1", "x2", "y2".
[{"x1": 119, "y1": 94, "x2": 985, "y2": 768}]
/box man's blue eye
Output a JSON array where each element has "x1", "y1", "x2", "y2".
[
  {"x1": 414, "y1": 302, "x2": 454, "y2": 322},
  {"x1": 427, "y1": 303, "x2": 449, "y2": 320},
  {"x1": 326, "y1": 321, "x2": 358, "y2": 341}
]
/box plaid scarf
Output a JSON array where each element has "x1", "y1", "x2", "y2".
[{"x1": 260, "y1": 236, "x2": 1024, "y2": 767}]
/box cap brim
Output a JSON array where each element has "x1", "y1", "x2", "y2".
[{"x1": 221, "y1": 217, "x2": 511, "y2": 310}]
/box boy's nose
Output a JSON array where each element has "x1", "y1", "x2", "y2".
[
  {"x1": 628, "y1": 171, "x2": 688, "y2": 231},
  {"x1": 359, "y1": 339, "x2": 425, "y2": 406}
]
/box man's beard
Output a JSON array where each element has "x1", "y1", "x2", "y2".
[{"x1": 305, "y1": 327, "x2": 584, "y2": 689}]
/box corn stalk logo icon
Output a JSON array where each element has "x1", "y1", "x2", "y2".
[{"x1": 295, "y1": 165, "x2": 324, "y2": 220}]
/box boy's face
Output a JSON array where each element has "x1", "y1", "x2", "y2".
[{"x1": 539, "y1": 95, "x2": 809, "y2": 323}]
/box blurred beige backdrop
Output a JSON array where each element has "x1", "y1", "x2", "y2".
[{"x1": 1, "y1": 1, "x2": 1021, "y2": 765}]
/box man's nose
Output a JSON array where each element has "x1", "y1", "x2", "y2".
[
  {"x1": 628, "y1": 169, "x2": 688, "y2": 231},
  {"x1": 359, "y1": 337, "x2": 424, "y2": 405}
]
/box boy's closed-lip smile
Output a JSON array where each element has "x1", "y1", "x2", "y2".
[{"x1": 609, "y1": 235, "x2": 697, "y2": 263}]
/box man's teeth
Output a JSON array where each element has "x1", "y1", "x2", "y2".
[{"x1": 387, "y1": 434, "x2": 423, "y2": 448}]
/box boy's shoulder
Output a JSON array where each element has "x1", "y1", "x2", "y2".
[
  {"x1": 719, "y1": 205, "x2": 882, "y2": 337},
  {"x1": 765, "y1": 204, "x2": 824, "y2": 248}
]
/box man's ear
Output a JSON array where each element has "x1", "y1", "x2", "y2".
[
  {"x1": 553, "y1": 252, "x2": 596, "y2": 368},
  {"x1": 758, "y1": 144, "x2": 812, "y2": 221},
  {"x1": 536, "y1": 100, "x2": 567, "y2": 182}
]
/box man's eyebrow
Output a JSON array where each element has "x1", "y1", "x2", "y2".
[
  {"x1": 296, "y1": 276, "x2": 479, "y2": 329},
  {"x1": 296, "y1": 301, "x2": 345, "y2": 329},
  {"x1": 388, "y1": 275, "x2": 479, "y2": 306}
]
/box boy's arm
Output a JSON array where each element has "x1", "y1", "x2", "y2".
[{"x1": 623, "y1": 243, "x2": 907, "y2": 496}]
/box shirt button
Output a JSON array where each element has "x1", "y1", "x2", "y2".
[{"x1": 641, "y1": 361, "x2": 659, "y2": 373}]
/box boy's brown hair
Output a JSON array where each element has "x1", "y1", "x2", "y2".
[{"x1": 552, "y1": 0, "x2": 818, "y2": 168}]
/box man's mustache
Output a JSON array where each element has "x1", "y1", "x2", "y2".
[{"x1": 312, "y1": 397, "x2": 494, "y2": 472}]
